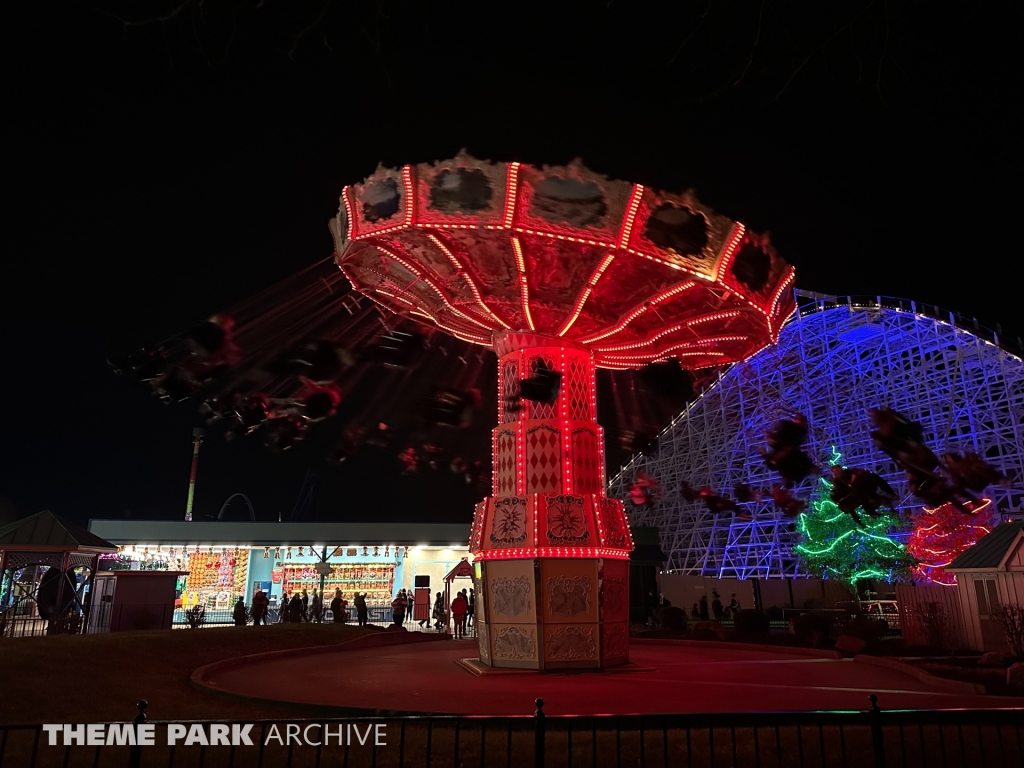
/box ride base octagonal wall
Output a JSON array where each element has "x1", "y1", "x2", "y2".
[{"x1": 470, "y1": 332, "x2": 632, "y2": 669}]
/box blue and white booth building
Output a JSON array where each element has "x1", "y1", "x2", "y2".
[{"x1": 87, "y1": 520, "x2": 471, "y2": 617}]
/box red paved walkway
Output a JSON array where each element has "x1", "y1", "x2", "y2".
[{"x1": 195, "y1": 639, "x2": 1023, "y2": 715}]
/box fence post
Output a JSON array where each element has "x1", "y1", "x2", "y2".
[
  {"x1": 534, "y1": 698, "x2": 546, "y2": 768},
  {"x1": 128, "y1": 700, "x2": 148, "y2": 768},
  {"x1": 867, "y1": 694, "x2": 886, "y2": 768}
]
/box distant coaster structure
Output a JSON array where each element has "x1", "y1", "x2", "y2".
[
  {"x1": 608, "y1": 291, "x2": 1024, "y2": 580},
  {"x1": 333, "y1": 154, "x2": 796, "y2": 669}
]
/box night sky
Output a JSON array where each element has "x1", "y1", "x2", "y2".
[{"x1": 3, "y1": 2, "x2": 1019, "y2": 528}]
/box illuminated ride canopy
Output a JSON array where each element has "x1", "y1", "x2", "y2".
[
  {"x1": 333, "y1": 155, "x2": 796, "y2": 669},
  {"x1": 332, "y1": 155, "x2": 795, "y2": 366}
]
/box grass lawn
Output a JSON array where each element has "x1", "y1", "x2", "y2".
[{"x1": 0, "y1": 623, "x2": 373, "y2": 725}]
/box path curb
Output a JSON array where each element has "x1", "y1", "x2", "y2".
[
  {"x1": 456, "y1": 658, "x2": 660, "y2": 676},
  {"x1": 853, "y1": 654, "x2": 986, "y2": 695},
  {"x1": 632, "y1": 638, "x2": 843, "y2": 659}
]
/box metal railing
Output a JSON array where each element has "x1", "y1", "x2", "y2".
[
  {"x1": 0, "y1": 609, "x2": 84, "y2": 638},
  {"x1": 1, "y1": 696, "x2": 1020, "y2": 767},
  {"x1": 4, "y1": 601, "x2": 478, "y2": 636},
  {"x1": 175, "y1": 606, "x2": 476, "y2": 634}
]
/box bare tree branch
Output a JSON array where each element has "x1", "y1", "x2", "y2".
[
  {"x1": 734, "y1": 0, "x2": 766, "y2": 87},
  {"x1": 92, "y1": 1, "x2": 196, "y2": 29},
  {"x1": 290, "y1": 0, "x2": 335, "y2": 62},
  {"x1": 876, "y1": 0, "x2": 890, "y2": 107},
  {"x1": 772, "y1": 0, "x2": 879, "y2": 102},
  {"x1": 668, "y1": 0, "x2": 715, "y2": 64}
]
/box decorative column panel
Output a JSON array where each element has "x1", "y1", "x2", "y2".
[{"x1": 473, "y1": 332, "x2": 634, "y2": 670}]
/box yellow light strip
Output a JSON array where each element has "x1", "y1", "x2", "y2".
[
  {"x1": 503, "y1": 163, "x2": 520, "y2": 228},
  {"x1": 376, "y1": 246, "x2": 493, "y2": 333},
  {"x1": 616, "y1": 185, "x2": 645, "y2": 248},
  {"x1": 712, "y1": 223, "x2": 746, "y2": 282},
  {"x1": 579, "y1": 281, "x2": 697, "y2": 344},
  {"x1": 427, "y1": 233, "x2": 511, "y2": 330},
  {"x1": 511, "y1": 234, "x2": 535, "y2": 331},
  {"x1": 593, "y1": 310, "x2": 744, "y2": 353},
  {"x1": 557, "y1": 253, "x2": 616, "y2": 337},
  {"x1": 402, "y1": 166, "x2": 415, "y2": 227}
]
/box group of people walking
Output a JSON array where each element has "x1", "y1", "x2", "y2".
[
  {"x1": 275, "y1": 589, "x2": 324, "y2": 623},
  {"x1": 230, "y1": 585, "x2": 478, "y2": 632},
  {"x1": 391, "y1": 587, "x2": 475, "y2": 637},
  {"x1": 646, "y1": 589, "x2": 743, "y2": 628},
  {"x1": 692, "y1": 591, "x2": 741, "y2": 621},
  {"x1": 231, "y1": 588, "x2": 367, "y2": 625},
  {"x1": 233, "y1": 590, "x2": 274, "y2": 626}
]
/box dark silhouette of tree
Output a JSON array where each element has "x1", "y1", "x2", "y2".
[{"x1": 88, "y1": 1, "x2": 1010, "y2": 112}]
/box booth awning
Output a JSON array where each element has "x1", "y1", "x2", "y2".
[
  {"x1": 87, "y1": 519, "x2": 470, "y2": 548},
  {"x1": 445, "y1": 558, "x2": 474, "y2": 582}
]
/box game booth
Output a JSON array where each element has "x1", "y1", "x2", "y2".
[{"x1": 86, "y1": 520, "x2": 472, "y2": 625}]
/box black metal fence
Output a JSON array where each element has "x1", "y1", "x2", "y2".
[
  {"x1": 2, "y1": 603, "x2": 478, "y2": 637},
  {"x1": 231, "y1": 605, "x2": 399, "y2": 627},
  {"x1": 179, "y1": 606, "x2": 472, "y2": 633},
  {"x1": 1, "y1": 697, "x2": 1021, "y2": 768},
  {"x1": 0, "y1": 610, "x2": 81, "y2": 638}
]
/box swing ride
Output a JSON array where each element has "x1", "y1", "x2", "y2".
[
  {"x1": 113, "y1": 153, "x2": 797, "y2": 668},
  {"x1": 333, "y1": 154, "x2": 797, "y2": 668}
]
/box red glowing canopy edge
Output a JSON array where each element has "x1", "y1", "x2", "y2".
[{"x1": 333, "y1": 155, "x2": 796, "y2": 370}]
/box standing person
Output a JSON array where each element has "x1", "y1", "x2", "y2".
[
  {"x1": 391, "y1": 590, "x2": 407, "y2": 627},
  {"x1": 467, "y1": 588, "x2": 475, "y2": 628},
  {"x1": 711, "y1": 591, "x2": 724, "y2": 621},
  {"x1": 699, "y1": 594, "x2": 709, "y2": 620},
  {"x1": 460, "y1": 589, "x2": 470, "y2": 636},
  {"x1": 232, "y1": 597, "x2": 248, "y2": 627},
  {"x1": 278, "y1": 592, "x2": 289, "y2": 623},
  {"x1": 407, "y1": 590, "x2": 415, "y2": 628},
  {"x1": 329, "y1": 589, "x2": 346, "y2": 623},
  {"x1": 646, "y1": 591, "x2": 659, "y2": 625},
  {"x1": 251, "y1": 590, "x2": 269, "y2": 626},
  {"x1": 311, "y1": 589, "x2": 322, "y2": 623},
  {"x1": 451, "y1": 591, "x2": 468, "y2": 638},
  {"x1": 729, "y1": 593, "x2": 741, "y2": 616},
  {"x1": 432, "y1": 592, "x2": 445, "y2": 631},
  {"x1": 288, "y1": 592, "x2": 304, "y2": 623},
  {"x1": 354, "y1": 592, "x2": 368, "y2": 627},
  {"x1": 301, "y1": 590, "x2": 310, "y2": 622}
]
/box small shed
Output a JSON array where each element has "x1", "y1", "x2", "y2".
[
  {"x1": 88, "y1": 570, "x2": 189, "y2": 633},
  {"x1": 946, "y1": 521, "x2": 1024, "y2": 653},
  {"x1": 0, "y1": 510, "x2": 118, "y2": 637}
]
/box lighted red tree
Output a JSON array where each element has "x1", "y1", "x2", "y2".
[{"x1": 906, "y1": 499, "x2": 1001, "y2": 585}]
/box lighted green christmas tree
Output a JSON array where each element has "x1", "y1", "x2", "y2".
[{"x1": 794, "y1": 446, "x2": 915, "y2": 586}]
